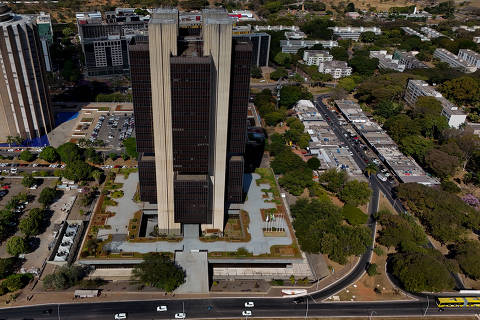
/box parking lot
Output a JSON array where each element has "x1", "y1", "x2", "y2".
[{"x1": 89, "y1": 113, "x2": 135, "y2": 151}]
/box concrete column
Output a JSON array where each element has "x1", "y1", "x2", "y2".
[
  {"x1": 202, "y1": 10, "x2": 232, "y2": 232},
  {"x1": 149, "y1": 9, "x2": 181, "y2": 235}
]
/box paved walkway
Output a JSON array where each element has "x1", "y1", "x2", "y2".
[
  {"x1": 104, "y1": 174, "x2": 292, "y2": 255},
  {"x1": 98, "y1": 172, "x2": 141, "y2": 238},
  {"x1": 175, "y1": 251, "x2": 209, "y2": 294}
]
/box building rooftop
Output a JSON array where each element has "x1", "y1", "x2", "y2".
[{"x1": 322, "y1": 60, "x2": 349, "y2": 68}]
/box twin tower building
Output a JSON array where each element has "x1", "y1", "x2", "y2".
[{"x1": 129, "y1": 9, "x2": 252, "y2": 235}]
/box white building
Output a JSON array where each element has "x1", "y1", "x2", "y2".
[
  {"x1": 420, "y1": 26, "x2": 444, "y2": 39},
  {"x1": 452, "y1": 25, "x2": 480, "y2": 32},
  {"x1": 345, "y1": 12, "x2": 361, "y2": 19},
  {"x1": 328, "y1": 26, "x2": 381, "y2": 41},
  {"x1": 318, "y1": 60, "x2": 352, "y2": 79},
  {"x1": 254, "y1": 25, "x2": 299, "y2": 32},
  {"x1": 474, "y1": 37, "x2": 480, "y2": 44},
  {"x1": 369, "y1": 50, "x2": 405, "y2": 72},
  {"x1": 433, "y1": 48, "x2": 477, "y2": 73},
  {"x1": 303, "y1": 50, "x2": 333, "y2": 66},
  {"x1": 405, "y1": 80, "x2": 466, "y2": 128},
  {"x1": 280, "y1": 40, "x2": 338, "y2": 53},
  {"x1": 401, "y1": 27, "x2": 429, "y2": 41},
  {"x1": 457, "y1": 49, "x2": 480, "y2": 68},
  {"x1": 285, "y1": 31, "x2": 306, "y2": 40}
]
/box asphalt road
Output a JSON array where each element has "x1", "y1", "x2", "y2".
[{"x1": 0, "y1": 296, "x2": 478, "y2": 320}]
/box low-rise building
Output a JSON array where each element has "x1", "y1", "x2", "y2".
[
  {"x1": 401, "y1": 27, "x2": 429, "y2": 41},
  {"x1": 433, "y1": 48, "x2": 477, "y2": 73},
  {"x1": 254, "y1": 25, "x2": 299, "y2": 32},
  {"x1": 457, "y1": 49, "x2": 480, "y2": 68},
  {"x1": 294, "y1": 100, "x2": 363, "y2": 177},
  {"x1": 474, "y1": 36, "x2": 480, "y2": 44},
  {"x1": 393, "y1": 50, "x2": 428, "y2": 69},
  {"x1": 420, "y1": 26, "x2": 444, "y2": 39},
  {"x1": 328, "y1": 26, "x2": 381, "y2": 41},
  {"x1": 280, "y1": 40, "x2": 338, "y2": 53},
  {"x1": 405, "y1": 79, "x2": 466, "y2": 128},
  {"x1": 232, "y1": 25, "x2": 251, "y2": 35},
  {"x1": 369, "y1": 50, "x2": 405, "y2": 72},
  {"x1": 452, "y1": 25, "x2": 480, "y2": 32},
  {"x1": 335, "y1": 99, "x2": 438, "y2": 185},
  {"x1": 228, "y1": 10, "x2": 256, "y2": 21},
  {"x1": 318, "y1": 60, "x2": 352, "y2": 79},
  {"x1": 303, "y1": 50, "x2": 333, "y2": 66},
  {"x1": 285, "y1": 31, "x2": 306, "y2": 40},
  {"x1": 345, "y1": 12, "x2": 361, "y2": 19}
]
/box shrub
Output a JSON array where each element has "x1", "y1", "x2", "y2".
[
  {"x1": 342, "y1": 204, "x2": 368, "y2": 226},
  {"x1": 367, "y1": 263, "x2": 378, "y2": 276}
]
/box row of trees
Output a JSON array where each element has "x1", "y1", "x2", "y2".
[
  {"x1": 318, "y1": 169, "x2": 371, "y2": 207},
  {"x1": 0, "y1": 256, "x2": 32, "y2": 295}
]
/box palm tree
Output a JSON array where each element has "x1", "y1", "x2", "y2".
[
  {"x1": 364, "y1": 163, "x2": 378, "y2": 177},
  {"x1": 91, "y1": 170, "x2": 102, "y2": 185},
  {"x1": 6, "y1": 136, "x2": 14, "y2": 147}
]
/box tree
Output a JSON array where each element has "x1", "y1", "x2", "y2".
[
  {"x1": 6, "y1": 236, "x2": 28, "y2": 256},
  {"x1": 21, "y1": 174, "x2": 36, "y2": 188},
  {"x1": 3, "y1": 273, "x2": 32, "y2": 292},
  {"x1": 319, "y1": 169, "x2": 348, "y2": 193},
  {"x1": 63, "y1": 160, "x2": 94, "y2": 182},
  {"x1": 373, "y1": 100, "x2": 403, "y2": 119},
  {"x1": 279, "y1": 85, "x2": 312, "y2": 109},
  {"x1": 278, "y1": 168, "x2": 313, "y2": 196},
  {"x1": 56, "y1": 142, "x2": 83, "y2": 163},
  {"x1": 345, "y1": 2, "x2": 355, "y2": 12},
  {"x1": 39, "y1": 146, "x2": 59, "y2": 163},
  {"x1": 123, "y1": 137, "x2": 138, "y2": 159},
  {"x1": 273, "y1": 52, "x2": 292, "y2": 67},
  {"x1": 330, "y1": 47, "x2": 349, "y2": 61},
  {"x1": 19, "y1": 150, "x2": 35, "y2": 162},
  {"x1": 390, "y1": 251, "x2": 455, "y2": 292},
  {"x1": 251, "y1": 66, "x2": 262, "y2": 79},
  {"x1": 91, "y1": 170, "x2": 103, "y2": 185},
  {"x1": 270, "y1": 68, "x2": 288, "y2": 81},
  {"x1": 367, "y1": 263, "x2": 378, "y2": 276},
  {"x1": 132, "y1": 253, "x2": 185, "y2": 292},
  {"x1": 301, "y1": 18, "x2": 335, "y2": 40},
  {"x1": 455, "y1": 133, "x2": 480, "y2": 170},
  {"x1": 38, "y1": 187, "x2": 57, "y2": 206},
  {"x1": 339, "y1": 180, "x2": 372, "y2": 206},
  {"x1": 384, "y1": 114, "x2": 421, "y2": 142},
  {"x1": 271, "y1": 150, "x2": 307, "y2": 174},
  {"x1": 399, "y1": 135, "x2": 434, "y2": 163},
  {"x1": 452, "y1": 241, "x2": 480, "y2": 280},
  {"x1": 440, "y1": 76, "x2": 480, "y2": 105},
  {"x1": 364, "y1": 163, "x2": 378, "y2": 177},
  {"x1": 264, "y1": 111, "x2": 286, "y2": 126},
  {"x1": 337, "y1": 77, "x2": 357, "y2": 92},
  {"x1": 425, "y1": 148, "x2": 459, "y2": 178},
  {"x1": 360, "y1": 31, "x2": 376, "y2": 43},
  {"x1": 0, "y1": 258, "x2": 16, "y2": 279},
  {"x1": 349, "y1": 56, "x2": 378, "y2": 76},
  {"x1": 342, "y1": 204, "x2": 368, "y2": 226},
  {"x1": 43, "y1": 265, "x2": 86, "y2": 290},
  {"x1": 307, "y1": 157, "x2": 320, "y2": 170},
  {"x1": 19, "y1": 208, "x2": 44, "y2": 237},
  {"x1": 414, "y1": 96, "x2": 443, "y2": 117}
]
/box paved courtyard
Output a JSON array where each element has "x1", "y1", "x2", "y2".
[{"x1": 103, "y1": 173, "x2": 293, "y2": 255}]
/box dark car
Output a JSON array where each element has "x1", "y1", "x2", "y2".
[{"x1": 42, "y1": 309, "x2": 52, "y2": 314}]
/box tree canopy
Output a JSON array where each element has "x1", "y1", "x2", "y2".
[
  {"x1": 63, "y1": 160, "x2": 94, "y2": 182},
  {"x1": 339, "y1": 180, "x2": 372, "y2": 206},
  {"x1": 39, "y1": 146, "x2": 59, "y2": 163},
  {"x1": 38, "y1": 187, "x2": 57, "y2": 206},
  {"x1": 132, "y1": 253, "x2": 185, "y2": 292},
  {"x1": 452, "y1": 241, "x2": 480, "y2": 280},
  {"x1": 6, "y1": 236, "x2": 28, "y2": 256},
  {"x1": 56, "y1": 142, "x2": 83, "y2": 163},
  {"x1": 19, "y1": 150, "x2": 35, "y2": 162},
  {"x1": 123, "y1": 137, "x2": 138, "y2": 159}
]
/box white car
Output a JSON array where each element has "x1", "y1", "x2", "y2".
[
  {"x1": 156, "y1": 306, "x2": 167, "y2": 312},
  {"x1": 244, "y1": 302, "x2": 254, "y2": 308},
  {"x1": 377, "y1": 173, "x2": 387, "y2": 182},
  {"x1": 114, "y1": 313, "x2": 127, "y2": 320},
  {"x1": 175, "y1": 313, "x2": 186, "y2": 319},
  {"x1": 242, "y1": 310, "x2": 252, "y2": 316}
]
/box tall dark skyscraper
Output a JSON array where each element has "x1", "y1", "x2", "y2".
[{"x1": 129, "y1": 9, "x2": 251, "y2": 235}]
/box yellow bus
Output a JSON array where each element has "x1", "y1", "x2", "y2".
[{"x1": 436, "y1": 297, "x2": 480, "y2": 308}]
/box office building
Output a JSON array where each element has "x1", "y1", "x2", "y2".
[
  {"x1": 433, "y1": 48, "x2": 477, "y2": 73},
  {"x1": 393, "y1": 50, "x2": 428, "y2": 69},
  {"x1": 0, "y1": 5, "x2": 54, "y2": 142},
  {"x1": 76, "y1": 10, "x2": 147, "y2": 76},
  {"x1": 457, "y1": 49, "x2": 480, "y2": 68},
  {"x1": 318, "y1": 60, "x2": 352, "y2": 79},
  {"x1": 280, "y1": 39, "x2": 338, "y2": 53},
  {"x1": 254, "y1": 25, "x2": 298, "y2": 32},
  {"x1": 233, "y1": 32, "x2": 270, "y2": 67},
  {"x1": 369, "y1": 50, "x2": 405, "y2": 72},
  {"x1": 328, "y1": 26, "x2": 381, "y2": 41},
  {"x1": 405, "y1": 80, "x2": 466, "y2": 128},
  {"x1": 285, "y1": 31, "x2": 306, "y2": 40},
  {"x1": 36, "y1": 12, "x2": 53, "y2": 72},
  {"x1": 232, "y1": 25, "x2": 251, "y2": 35},
  {"x1": 303, "y1": 50, "x2": 333, "y2": 66},
  {"x1": 401, "y1": 27, "x2": 429, "y2": 41},
  {"x1": 420, "y1": 26, "x2": 444, "y2": 39},
  {"x1": 129, "y1": 9, "x2": 251, "y2": 235}
]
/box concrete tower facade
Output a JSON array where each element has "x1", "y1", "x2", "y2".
[
  {"x1": 130, "y1": 8, "x2": 251, "y2": 236},
  {"x1": 0, "y1": 5, "x2": 54, "y2": 143}
]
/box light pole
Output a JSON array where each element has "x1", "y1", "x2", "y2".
[
  {"x1": 369, "y1": 311, "x2": 377, "y2": 320},
  {"x1": 424, "y1": 296, "x2": 429, "y2": 317},
  {"x1": 305, "y1": 295, "x2": 309, "y2": 320}
]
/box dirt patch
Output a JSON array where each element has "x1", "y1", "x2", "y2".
[
  {"x1": 211, "y1": 279, "x2": 270, "y2": 293},
  {"x1": 378, "y1": 192, "x2": 395, "y2": 213}
]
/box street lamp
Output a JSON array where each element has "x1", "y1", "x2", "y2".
[{"x1": 369, "y1": 311, "x2": 377, "y2": 320}]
